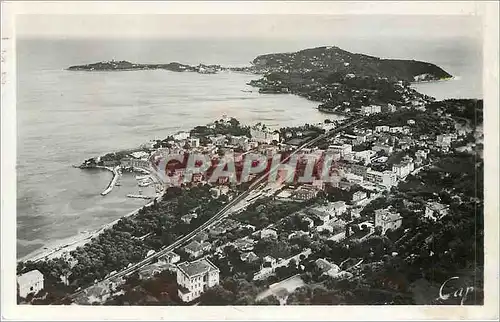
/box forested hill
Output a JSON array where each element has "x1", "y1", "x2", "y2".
[{"x1": 252, "y1": 46, "x2": 452, "y2": 82}]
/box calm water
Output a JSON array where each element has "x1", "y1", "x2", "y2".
[{"x1": 16, "y1": 37, "x2": 482, "y2": 259}]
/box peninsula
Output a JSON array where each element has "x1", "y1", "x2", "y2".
[{"x1": 67, "y1": 46, "x2": 452, "y2": 115}]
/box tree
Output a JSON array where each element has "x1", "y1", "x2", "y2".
[{"x1": 199, "y1": 285, "x2": 235, "y2": 305}]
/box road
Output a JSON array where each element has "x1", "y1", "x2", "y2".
[{"x1": 66, "y1": 116, "x2": 365, "y2": 302}]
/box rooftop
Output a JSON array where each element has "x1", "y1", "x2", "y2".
[
  {"x1": 17, "y1": 270, "x2": 43, "y2": 285},
  {"x1": 184, "y1": 240, "x2": 203, "y2": 253},
  {"x1": 177, "y1": 258, "x2": 219, "y2": 277}
]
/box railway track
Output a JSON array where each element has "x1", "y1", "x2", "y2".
[{"x1": 64, "y1": 117, "x2": 365, "y2": 303}]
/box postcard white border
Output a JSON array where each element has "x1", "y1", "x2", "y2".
[{"x1": 2, "y1": 1, "x2": 498, "y2": 320}]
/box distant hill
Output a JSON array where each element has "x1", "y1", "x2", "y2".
[{"x1": 251, "y1": 46, "x2": 452, "y2": 82}]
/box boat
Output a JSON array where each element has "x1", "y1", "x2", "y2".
[
  {"x1": 135, "y1": 175, "x2": 150, "y2": 180},
  {"x1": 138, "y1": 179, "x2": 152, "y2": 187}
]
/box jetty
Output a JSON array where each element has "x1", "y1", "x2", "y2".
[
  {"x1": 101, "y1": 166, "x2": 121, "y2": 196},
  {"x1": 127, "y1": 194, "x2": 155, "y2": 200}
]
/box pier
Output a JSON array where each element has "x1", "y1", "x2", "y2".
[
  {"x1": 127, "y1": 194, "x2": 155, "y2": 200},
  {"x1": 101, "y1": 166, "x2": 121, "y2": 196}
]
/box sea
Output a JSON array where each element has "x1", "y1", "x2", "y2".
[{"x1": 16, "y1": 36, "x2": 482, "y2": 259}]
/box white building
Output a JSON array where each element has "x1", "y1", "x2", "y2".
[
  {"x1": 187, "y1": 137, "x2": 200, "y2": 148},
  {"x1": 176, "y1": 258, "x2": 220, "y2": 302},
  {"x1": 250, "y1": 124, "x2": 280, "y2": 144},
  {"x1": 361, "y1": 105, "x2": 382, "y2": 115},
  {"x1": 352, "y1": 191, "x2": 367, "y2": 202},
  {"x1": 328, "y1": 144, "x2": 352, "y2": 157},
  {"x1": 365, "y1": 170, "x2": 398, "y2": 188},
  {"x1": 17, "y1": 270, "x2": 44, "y2": 298},
  {"x1": 173, "y1": 131, "x2": 190, "y2": 141},
  {"x1": 425, "y1": 202, "x2": 449, "y2": 221},
  {"x1": 158, "y1": 251, "x2": 181, "y2": 265},
  {"x1": 436, "y1": 134, "x2": 456, "y2": 147},
  {"x1": 374, "y1": 209, "x2": 403, "y2": 235},
  {"x1": 372, "y1": 144, "x2": 393, "y2": 154},
  {"x1": 260, "y1": 228, "x2": 278, "y2": 239},
  {"x1": 329, "y1": 201, "x2": 348, "y2": 217},
  {"x1": 375, "y1": 125, "x2": 390, "y2": 133},
  {"x1": 392, "y1": 160, "x2": 415, "y2": 179}
]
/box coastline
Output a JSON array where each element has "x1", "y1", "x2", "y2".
[
  {"x1": 18, "y1": 182, "x2": 164, "y2": 264},
  {"x1": 410, "y1": 76, "x2": 456, "y2": 85}
]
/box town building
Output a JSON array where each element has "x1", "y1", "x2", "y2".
[
  {"x1": 374, "y1": 209, "x2": 403, "y2": 235},
  {"x1": 371, "y1": 144, "x2": 393, "y2": 154},
  {"x1": 176, "y1": 258, "x2": 220, "y2": 302},
  {"x1": 425, "y1": 202, "x2": 450, "y2": 221},
  {"x1": 352, "y1": 190, "x2": 367, "y2": 202},
  {"x1": 375, "y1": 125, "x2": 390, "y2": 133},
  {"x1": 365, "y1": 170, "x2": 398, "y2": 188},
  {"x1": 392, "y1": 159, "x2": 415, "y2": 179},
  {"x1": 435, "y1": 134, "x2": 456, "y2": 147},
  {"x1": 17, "y1": 270, "x2": 44, "y2": 298},
  {"x1": 181, "y1": 212, "x2": 198, "y2": 224},
  {"x1": 158, "y1": 251, "x2": 181, "y2": 265},
  {"x1": 328, "y1": 144, "x2": 353, "y2": 157},
  {"x1": 187, "y1": 137, "x2": 200, "y2": 148},
  {"x1": 315, "y1": 258, "x2": 340, "y2": 277},
  {"x1": 250, "y1": 124, "x2": 280, "y2": 144},
  {"x1": 361, "y1": 105, "x2": 382, "y2": 115},
  {"x1": 173, "y1": 131, "x2": 190, "y2": 141},
  {"x1": 184, "y1": 240, "x2": 205, "y2": 258},
  {"x1": 240, "y1": 252, "x2": 259, "y2": 263},
  {"x1": 293, "y1": 185, "x2": 319, "y2": 200},
  {"x1": 260, "y1": 228, "x2": 278, "y2": 239},
  {"x1": 329, "y1": 201, "x2": 348, "y2": 217}
]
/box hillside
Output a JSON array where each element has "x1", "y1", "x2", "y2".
[{"x1": 251, "y1": 46, "x2": 452, "y2": 82}]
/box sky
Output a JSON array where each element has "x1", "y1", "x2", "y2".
[{"x1": 16, "y1": 14, "x2": 482, "y2": 40}]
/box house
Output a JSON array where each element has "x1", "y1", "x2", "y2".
[
  {"x1": 361, "y1": 105, "x2": 382, "y2": 115},
  {"x1": 158, "y1": 251, "x2": 181, "y2": 265},
  {"x1": 328, "y1": 144, "x2": 352, "y2": 157},
  {"x1": 415, "y1": 150, "x2": 428, "y2": 160},
  {"x1": 181, "y1": 213, "x2": 198, "y2": 224},
  {"x1": 184, "y1": 241, "x2": 204, "y2": 258},
  {"x1": 315, "y1": 258, "x2": 340, "y2": 277},
  {"x1": 435, "y1": 134, "x2": 456, "y2": 148},
  {"x1": 425, "y1": 202, "x2": 449, "y2": 221},
  {"x1": 17, "y1": 270, "x2": 44, "y2": 298},
  {"x1": 250, "y1": 124, "x2": 280, "y2": 144},
  {"x1": 293, "y1": 185, "x2": 318, "y2": 200},
  {"x1": 374, "y1": 209, "x2": 403, "y2": 234},
  {"x1": 352, "y1": 191, "x2": 367, "y2": 202},
  {"x1": 329, "y1": 201, "x2": 348, "y2": 217},
  {"x1": 187, "y1": 137, "x2": 200, "y2": 148},
  {"x1": 261, "y1": 228, "x2": 278, "y2": 239},
  {"x1": 288, "y1": 230, "x2": 310, "y2": 240},
  {"x1": 392, "y1": 162, "x2": 412, "y2": 178},
  {"x1": 173, "y1": 131, "x2": 190, "y2": 141},
  {"x1": 240, "y1": 252, "x2": 259, "y2": 263},
  {"x1": 232, "y1": 237, "x2": 256, "y2": 251},
  {"x1": 375, "y1": 125, "x2": 390, "y2": 133},
  {"x1": 194, "y1": 232, "x2": 209, "y2": 243},
  {"x1": 365, "y1": 169, "x2": 398, "y2": 188},
  {"x1": 389, "y1": 126, "x2": 404, "y2": 134},
  {"x1": 176, "y1": 258, "x2": 220, "y2": 302},
  {"x1": 86, "y1": 285, "x2": 109, "y2": 303},
  {"x1": 392, "y1": 159, "x2": 415, "y2": 178},
  {"x1": 372, "y1": 144, "x2": 393, "y2": 154},
  {"x1": 138, "y1": 262, "x2": 172, "y2": 280},
  {"x1": 253, "y1": 249, "x2": 312, "y2": 281}
]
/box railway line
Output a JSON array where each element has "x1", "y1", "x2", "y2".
[{"x1": 66, "y1": 116, "x2": 365, "y2": 303}]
